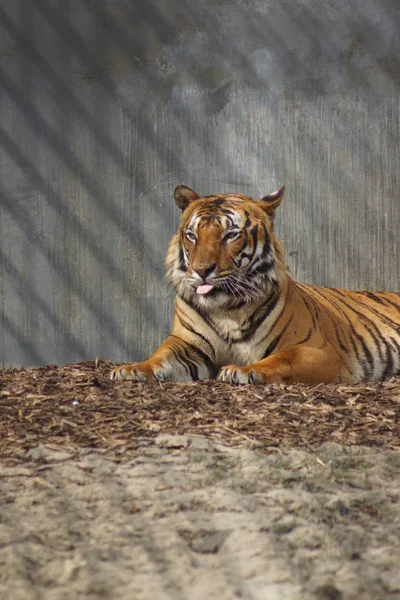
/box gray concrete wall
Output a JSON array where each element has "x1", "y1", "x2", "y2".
[{"x1": 1, "y1": 0, "x2": 400, "y2": 367}]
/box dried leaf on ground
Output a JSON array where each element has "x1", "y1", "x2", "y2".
[{"x1": 0, "y1": 360, "x2": 399, "y2": 461}]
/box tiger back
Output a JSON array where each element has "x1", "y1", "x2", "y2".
[{"x1": 110, "y1": 185, "x2": 400, "y2": 384}]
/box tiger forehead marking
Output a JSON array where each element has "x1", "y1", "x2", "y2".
[
  {"x1": 187, "y1": 197, "x2": 251, "y2": 231},
  {"x1": 189, "y1": 210, "x2": 243, "y2": 232}
]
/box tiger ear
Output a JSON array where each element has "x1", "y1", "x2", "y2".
[
  {"x1": 174, "y1": 185, "x2": 200, "y2": 211},
  {"x1": 260, "y1": 186, "x2": 285, "y2": 219}
]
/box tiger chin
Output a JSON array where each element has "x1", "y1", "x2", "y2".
[{"x1": 110, "y1": 185, "x2": 400, "y2": 385}]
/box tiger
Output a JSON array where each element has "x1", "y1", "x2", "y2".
[{"x1": 110, "y1": 185, "x2": 400, "y2": 384}]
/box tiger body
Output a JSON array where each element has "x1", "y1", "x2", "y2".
[{"x1": 110, "y1": 185, "x2": 400, "y2": 384}]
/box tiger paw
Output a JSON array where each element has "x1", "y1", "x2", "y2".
[
  {"x1": 110, "y1": 362, "x2": 164, "y2": 382},
  {"x1": 217, "y1": 365, "x2": 265, "y2": 384}
]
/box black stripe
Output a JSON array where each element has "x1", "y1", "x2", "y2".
[
  {"x1": 173, "y1": 345, "x2": 199, "y2": 379},
  {"x1": 350, "y1": 292, "x2": 400, "y2": 330},
  {"x1": 365, "y1": 292, "x2": 400, "y2": 312},
  {"x1": 381, "y1": 343, "x2": 395, "y2": 380},
  {"x1": 175, "y1": 308, "x2": 216, "y2": 362},
  {"x1": 230, "y1": 298, "x2": 247, "y2": 310},
  {"x1": 238, "y1": 292, "x2": 280, "y2": 343},
  {"x1": 178, "y1": 245, "x2": 188, "y2": 272},
  {"x1": 169, "y1": 334, "x2": 216, "y2": 377},
  {"x1": 169, "y1": 336, "x2": 206, "y2": 380},
  {"x1": 177, "y1": 298, "x2": 230, "y2": 344},
  {"x1": 219, "y1": 208, "x2": 236, "y2": 216},
  {"x1": 365, "y1": 291, "x2": 386, "y2": 305},
  {"x1": 251, "y1": 260, "x2": 274, "y2": 277},
  {"x1": 309, "y1": 286, "x2": 367, "y2": 372},
  {"x1": 293, "y1": 327, "x2": 313, "y2": 347},
  {"x1": 235, "y1": 225, "x2": 260, "y2": 269},
  {"x1": 390, "y1": 337, "x2": 400, "y2": 376},
  {"x1": 299, "y1": 284, "x2": 348, "y2": 352},
  {"x1": 263, "y1": 314, "x2": 295, "y2": 357},
  {"x1": 237, "y1": 250, "x2": 254, "y2": 267},
  {"x1": 257, "y1": 303, "x2": 286, "y2": 348},
  {"x1": 249, "y1": 224, "x2": 258, "y2": 252},
  {"x1": 330, "y1": 289, "x2": 388, "y2": 362},
  {"x1": 224, "y1": 215, "x2": 234, "y2": 229},
  {"x1": 259, "y1": 223, "x2": 271, "y2": 259},
  {"x1": 243, "y1": 210, "x2": 252, "y2": 229},
  {"x1": 234, "y1": 238, "x2": 250, "y2": 267},
  {"x1": 296, "y1": 284, "x2": 317, "y2": 328},
  {"x1": 332, "y1": 321, "x2": 348, "y2": 352},
  {"x1": 319, "y1": 288, "x2": 382, "y2": 377}
]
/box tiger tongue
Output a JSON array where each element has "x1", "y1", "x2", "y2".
[{"x1": 196, "y1": 284, "x2": 215, "y2": 296}]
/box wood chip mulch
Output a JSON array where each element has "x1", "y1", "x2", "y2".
[{"x1": 0, "y1": 360, "x2": 399, "y2": 460}]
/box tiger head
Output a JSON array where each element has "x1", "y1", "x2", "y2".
[{"x1": 166, "y1": 185, "x2": 287, "y2": 307}]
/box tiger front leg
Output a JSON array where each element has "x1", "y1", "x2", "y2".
[
  {"x1": 217, "y1": 347, "x2": 346, "y2": 385},
  {"x1": 110, "y1": 335, "x2": 215, "y2": 382}
]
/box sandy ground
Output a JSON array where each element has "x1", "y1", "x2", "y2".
[
  {"x1": 0, "y1": 363, "x2": 400, "y2": 599},
  {"x1": 0, "y1": 439, "x2": 399, "y2": 600}
]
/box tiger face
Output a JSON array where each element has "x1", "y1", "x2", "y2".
[{"x1": 166, "y1": 185, "x2": 287, "y2": 307}]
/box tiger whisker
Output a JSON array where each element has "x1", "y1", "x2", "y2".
[
  {"x1": 230, "y1": 275, "x2": 267, "y2": 299},
  {"x1": 224, "y1": 278, "x2": 246, "y2": 300}
]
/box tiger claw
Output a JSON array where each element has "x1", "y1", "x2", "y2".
[
  {"x1": 110, "y1": 361, "x2": 171, "y2": 382},
  {"x1": 217, "y1": 365, "x2": 264, "y2": 384},
  {"x1": 110, "y1": 365, "x2": 149, "y2": 382}
]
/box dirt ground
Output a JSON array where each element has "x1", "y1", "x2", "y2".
[{"x1": 0, "y1": 361, "x2": 400, "y2": 600}]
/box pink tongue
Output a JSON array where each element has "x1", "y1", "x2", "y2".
[{"x1": 196, "y1": 284, "x2": 215, "y2": 296}]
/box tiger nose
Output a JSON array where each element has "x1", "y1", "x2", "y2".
[{"x1": 194, "y1": 264, "x2": 216, "y2": 280}]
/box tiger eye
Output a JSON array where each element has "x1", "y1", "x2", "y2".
[
  {"x1": 224, "y1": 230, "x2": 240, "y2": 242},
  {"x1": 185, "y1": 230, "x2": 196, "y2": 243}
]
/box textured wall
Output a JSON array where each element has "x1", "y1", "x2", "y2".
[{"x1": 1, "y1": 0, "x2": 400, "y2": 367}]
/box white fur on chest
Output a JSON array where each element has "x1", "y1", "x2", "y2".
[
  {"x1": 214, "y1": 339, "x2": 263, "y2": 368},
  {"x1": 205, "y1": 310, "x2": 269, "y2": 368}
]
